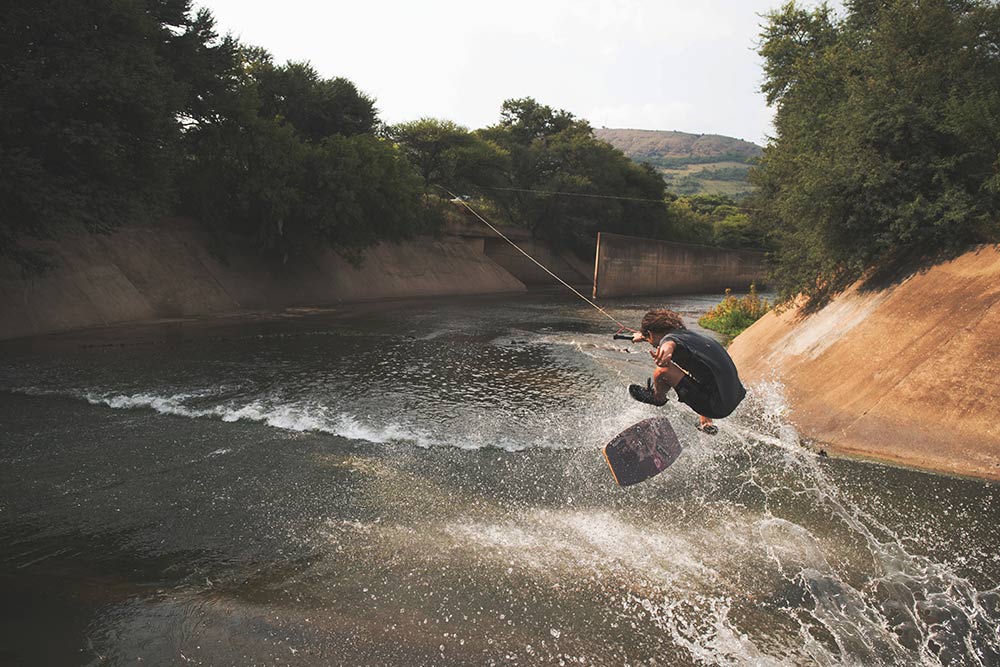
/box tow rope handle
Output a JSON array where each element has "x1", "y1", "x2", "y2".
[{"x1": 613, "y1": 327, "x2": 642, "y2": 342}]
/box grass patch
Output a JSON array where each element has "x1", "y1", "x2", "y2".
[
  {"x1": 698, "y1": 284, "x2": 771, "y2": 339},
  {"x1": 659, "y1": 161, "x2": 755, "y2": 197}
]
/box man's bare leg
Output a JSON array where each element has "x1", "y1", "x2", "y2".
[
  {"x1": 654, "y1": 365, "x2": 717, "y2": 433},
  {"x1": 651, "y1": 363, "x2": 686, "y2": 402}
]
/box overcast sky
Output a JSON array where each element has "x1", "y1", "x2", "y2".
[{"x1": 196, "y1": 1, "x2": 833, "y2": 147}]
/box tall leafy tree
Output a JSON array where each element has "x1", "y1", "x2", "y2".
[
  {"x1": 302, "y1": 134, "x2": 427, "y2": 254},
  {"x1": 178, "y1": 47, "x2": 425, "y2": 263},
  {"x1": 480, "y1": 98, "x2": 676, "y2": 256},
  {"x1": 753, "y1": 0, "x2": 1000, "y2": 302},
  {"x1": 249, "y1": 54, "x2": 378, "y2": 142},
  {"x1": 388, "y1": 118, "x2": 509, "y2": 195},
  {"x1": 0, "y1": 0, "x2": 236, "y2": 271}
]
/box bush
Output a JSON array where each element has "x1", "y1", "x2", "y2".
[{"x1": 698, "y1": 284, "x2": 771, "y2": 339}]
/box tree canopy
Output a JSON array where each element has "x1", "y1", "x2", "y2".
[
  {"x1": 387, "y1": 118, "x2": 508, "y2": 195},
  {"x1": 479, "y1": 98, "x2": 677, "y2": 256},
  {"x1": 0, "y1": 0, "x2": 431, "y2": 270},
  {"x1": 752, "y1": 0, "x2": 1000, "y2": 301},
  {"x1": 1, "y1": 1, "x2": 767, "y2": 276},
  {"x1": 0, "y1": 0, "x2": 237, "y2": 270},
  {"x1": 178, "y1": 46, "x2": 426, "y2": 263}
]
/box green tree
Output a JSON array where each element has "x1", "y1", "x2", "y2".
[
  {"x1": 753, "y1": 0, "x2": 1000, "y2": 302},
  {"x1": 388, "y1": 118, "x2": 509, "y2": 194},
  {"x1": 480, "y1": 98, "x2": 675, "y2": 256},
  {"x1": 303, "y1": 135, "x2": 427, "y2": 253},
  {"x1": 660, "y1": 196, "x2": 716, "y2": 245},
  {"x1": 0, "y1": 0, "x2": 236, "y2": 271},
  {"x1": 179, "y1": 46, "x2": 426, "y2": 263},
  {"x1": 249, "y1": 54, "x2": 378, "y2": 142},
  {"x1": 712, "y1": 212, "x2": 760, "y2": 248},
  {"x1": 654, "y1": 194, "x2": 766, "y2": 249},
  {"x1": 179, "y1": 102, "x2": 309, "y2": 261}
]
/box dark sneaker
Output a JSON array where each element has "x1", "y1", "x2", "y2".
[{"x1": 628, "y1": 378, "x2": 668, "y2": 406}]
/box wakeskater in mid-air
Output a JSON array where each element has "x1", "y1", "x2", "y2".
[
  {"x1": 626, "y1": 308, "x2": 746, "y2": 435},
  {"x1": 444, "y1": 187, "x2": 746, "y2": 482}
]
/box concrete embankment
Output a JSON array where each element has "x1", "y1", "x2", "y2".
[
  {"x1": 2, "y1": 216, "x2": 766, "y2": 342},
  {"x1": 444, "y1": 220, "x2": 593, "y2": 286},
  {"x1": 0, "y1": 218, "x2": 526, "y2": 340},
  {"x1": 593, "y1": 232, "x2": 765, "y2": 297},
  {"x1": 728, "y1": 245, "x2": 1000, "y2": 480}
]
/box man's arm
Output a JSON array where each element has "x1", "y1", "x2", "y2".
[{"x1": 652, "y1": 340, "x2": 676, "y2": 367}]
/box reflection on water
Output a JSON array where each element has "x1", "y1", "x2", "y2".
[{"x1": 1, "y1": 292, "x2": 997, "y2": 666}]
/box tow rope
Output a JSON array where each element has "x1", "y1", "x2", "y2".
[{"x1": 437, "y1": 186, "x2": 638, "y2": 338}]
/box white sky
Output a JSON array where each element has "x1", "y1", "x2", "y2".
[{"x1": 196, "y1": 1, "x2": 832, "y2": 146}]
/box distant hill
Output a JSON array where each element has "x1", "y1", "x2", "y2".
[
  {"x1": 594, "y1": 128, "x2": 763, "y2": 161},
  {"x1": 594, "y1": 128, "x2": 763, "y2": 199}
]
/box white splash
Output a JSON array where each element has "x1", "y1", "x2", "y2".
[{"x1": 10, "y1": 386, "x2": 443, "y2": 449}]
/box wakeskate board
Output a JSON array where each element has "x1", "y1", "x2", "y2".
[{"x1": 602, "y1": 417, "x2": 681, "y2": 486}]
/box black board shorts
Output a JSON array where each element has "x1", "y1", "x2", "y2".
[{"x1": 674, "y1": 375, "x2": 729, "y2": 419}]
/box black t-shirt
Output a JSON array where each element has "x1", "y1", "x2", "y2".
[{"x1": 662, "y1": 329, "x2": 746, "y2": 415}]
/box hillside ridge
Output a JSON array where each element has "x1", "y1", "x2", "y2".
[
  {"x1": 594, "y1": 128, "x2": 763, "y2": 160},
  {"x1": 595, "y1": 128, "x2": 763, "y2": 198}
]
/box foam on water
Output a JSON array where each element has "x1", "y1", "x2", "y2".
[
  {"x1": 445, "y1": 509, "x2": 723, "y2": 591},
  {"x1": 10, "y1": 386, "x2": 446, "y2": 449},
  {"x1": 322, "y1": 375, "x2": 998, "y2": 666},
  {"x1": 5, "y1": 377, "x2": 651, "y2": 453},
  {"x1": 618, "y1": 380, "x2": 1000, "y2": 666}
]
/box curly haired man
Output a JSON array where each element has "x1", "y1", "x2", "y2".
[{"x1": 628, "y1": 309, "x2": 746, "y2": 435}]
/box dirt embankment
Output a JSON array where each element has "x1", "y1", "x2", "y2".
[{"x1": 728, "y1": 245, "x2": 1000, "y2": 480}]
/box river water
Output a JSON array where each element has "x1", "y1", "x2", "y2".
[{"x1": 1, "y1": 292, "x2": 998, "y2": 666}]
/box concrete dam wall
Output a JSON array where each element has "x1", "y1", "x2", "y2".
[
  {"x1": 2, "y1": 219, "x2": 767, "y2": 341},
  {"x1": 728, "y1": 244, "x2": 1000, "y2": 481},
  {"x1": 0, "y1": 219, "x2": 525, "y2": 340},
  {"x1": 593, "y1": 232, "x2": 766, "y2": 298}
]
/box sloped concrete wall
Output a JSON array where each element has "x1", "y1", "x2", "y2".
[
  {"x1": 483, "y1": 238, "x2": 592, "y2": 286},
  {"x1": 443, "y1": 217, "x2": 592, "y2": 286},
  {"x1": 0, "y1": 219, "x2": 525, "y2": 340},
  {"x1": 728, "y1": 245, "x2": 1000, "y2": 480},
  {"x1": 593, "y1": 232, "x2": 765, "y2": 297}
]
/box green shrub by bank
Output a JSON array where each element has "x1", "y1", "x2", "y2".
[{"x1": 698, "y1": 284, "x2": 771, "y2": 339}]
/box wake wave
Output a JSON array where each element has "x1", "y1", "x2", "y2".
[
  {"x1": 5, "y1": 386, "x2": 617, "y2": 452},
  {"x1": 5, "y1": 376, "x2": 998, "y2": 665},
  {"x1": 8, "y1": 386, "x2": 445, "y2": 449}
]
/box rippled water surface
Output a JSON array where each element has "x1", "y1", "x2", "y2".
[{"x1": 1, "y1": 292, "x2": 998, "y2": 666}]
